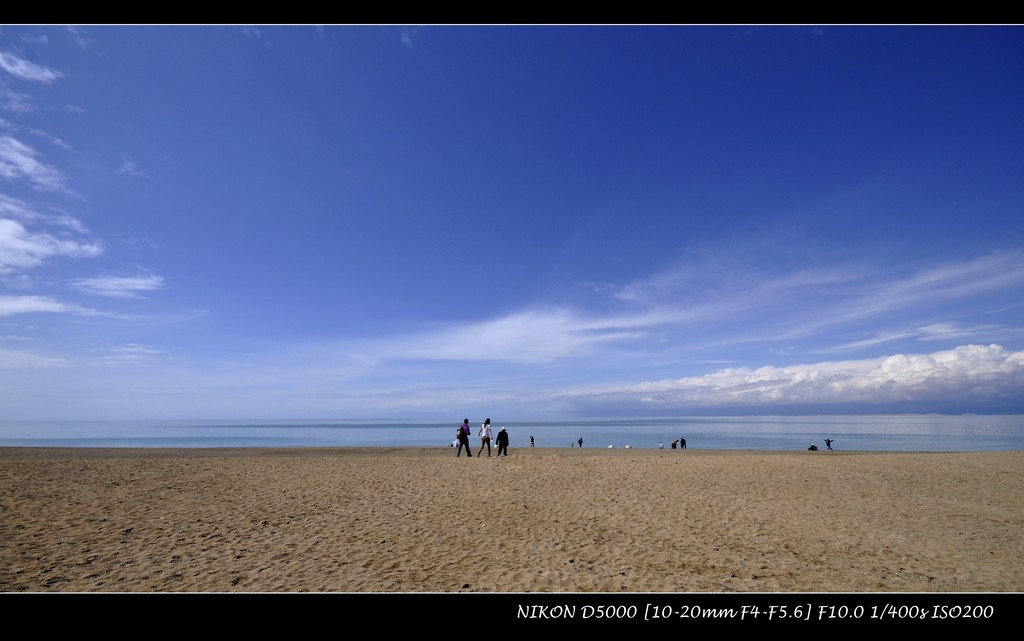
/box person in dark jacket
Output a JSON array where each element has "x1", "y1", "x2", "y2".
[
  {"x1": 456, "y1": 419, "x2": 472, "y2": 457},
  {"x1": 496, "y1": 427, "x2": 510, "y2": 456}
]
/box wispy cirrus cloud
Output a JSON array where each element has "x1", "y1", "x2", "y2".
[
  {"x1": 0, "y1": 193, "x2": 88, "y2": 234},
  {"x1": 0, "y1": 83, "x2": 34, "y2": 114},
  {"x1": 0, "y1": 135, "x2": 68, "y2": 191},
  {"x1": 0, "y1": 294, "x2": 80, "y2": 316},
  {"x1": 598, "y1": 250, "x2": 1024, "y2": 353},
  {"x1": 0, "y1": 294, "x2": 132, "y2": 320},
  {"x1": 830, "y1": 322, "x2": 1017, "y2": 352},
  {"x1": 117, "y1": 160, "x2": 149, "y2": 178},
  {"x1": 322, "y1": 250, "x2": 1024, "y2": 372},
  {"x1": 384, "y1": 309, "x2": 652, "y2": 363},
  {"x1": 90, "y1": 343, "x2": 165, "y2": 365},
  {"x1": 65, "y1": 27, "x2": 93, "y2": 50},
  {"x1": 30, "y1": 128, "x2": 71, "y2": 150},
  {"x1": 0, "y1": 347, "x2": 68, "y2": 368},
  {"x1": 608, "y1": 251, "x2": 1023, "y2": 322},
  {"x1": 846, "y1": 251, "x2": 1024, "y2": 320},
  {"x1": 400, "y1": 28, "x2": 419, "y2": 50},
  {"x1": 0, "y1": 217, "x2": 102, "y2": 273},
  {"x1": 71, "y1": 273, "x2": 164, "y2": 299},
  {"x1": 0, "y1": 50, "x2": 61, "y2": 83},
  {"x1": 0, "y1": 195, "x2": 99, "y2": 276}
]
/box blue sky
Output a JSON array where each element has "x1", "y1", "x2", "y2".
[{"x1": 1, "y1": 25, "x2": 1023, "y2": 420}]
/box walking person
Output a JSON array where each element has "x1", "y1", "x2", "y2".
[
  {"x1": 496, "y1": 427, "x2": 509, "y2": 456},
  {"x1": 478, "y1": 418, "x2": 493, "y2": 457},
  {"x1": 456, "y1": 419, "x2": 472, "y2": 457},
  {"x1": 530, "y1": 435, "x2": 534, "y2": 447},
  {"x1": 578, "y1": 437, "x2": 583, "y2": 448},
  {"x1": 680, "y1": 437, "x2": 686, "y2": 449}
]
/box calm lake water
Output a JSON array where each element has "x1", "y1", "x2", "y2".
[{"x1": 1, "y1": 415, "x2": 1021, "y2": 451}]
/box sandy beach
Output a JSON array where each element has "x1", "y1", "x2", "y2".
[{"x1": 1, "y1": 446, "x2": 1021, "y2": 593}]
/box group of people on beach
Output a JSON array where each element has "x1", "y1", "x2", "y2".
[
  {"x1": 808, "y1": 438, "x2": 835, "y2": 451},
  {"x1": 453, "y1": 421, "x2": 700, "y2": 454},
  {"x1": 455, "y1": 418, "x2": 509, "y2": 457},
  {"x1": 653, "y1": 437, "x2": 688, "y2": 449},
  {"x1": 457, "y1": 426, "x2": 835, "y2": 453},
  {"x1": 610, "y1": 437, "x2": 688, "y2": 449}
]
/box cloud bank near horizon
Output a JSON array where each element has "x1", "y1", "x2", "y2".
[
  {"x1": 567, "y1": 344, "x2": 1024, "y2": 410},
  {"x1": 3, "y1": 342, "x2": 1020, "y2": 419}
]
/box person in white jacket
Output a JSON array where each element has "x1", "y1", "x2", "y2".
[{"x1": 477, "y1": 418, "x2": 493, "y2": 457}]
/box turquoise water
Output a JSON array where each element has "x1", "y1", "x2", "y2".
[{"x1": 0, "y1": 415, "x2": 1021, "y2": 451}]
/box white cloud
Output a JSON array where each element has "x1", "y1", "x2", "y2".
[
  {"x1": 0, "y1": 294, "x2": 73, "y2": 316},
  {"x1": 90, "y1": 343, "x2": 165, "y2": 365},
  {"x1": 830, "y1": 322, "x2": 1009, "y2": 352},
  {"x1": 0, "y1": 83, "x2": 34, "y2": 114},
  {"x1": 0, "y1": 347, "x2": 68, "y2": 368},
  {"x1": 401, "y1": 28, "x2": 417, "y2": 49},
  {"x1": 0, "y1": 193, "x2": 88, "y2": 232},
  {"x1": 605, "y1": 250, "x2": 1024, "y2": 353},
  {"x1": 65, "y1": 27, "x2": 93, "y2": 49},
  {"x1": 861, "y1": 253, "x2": 1024, "y2": 312},
  {"x1": 377, "y1": 308, "x2": 667, "y2": 364},
  {"x1": 0, "y1": 50, "x2": 61, "y2": 83},
  {"x1": 0, "y1": 218, "x2": 102, "y2": 273},
  {"x1": 117, "y1": 160, "x2": 149, "y2": 178},
  {"x1": 0, "y1": 135, "x2": 68, "y2": 191},
  {"x1": 0, "y1": 295, "x2": 122, "y2": 320},
  {"x1": 30, "y1": 128, "x2": 71, "y2": 150},
  {"x1": 308, "y1": 251, "x2": 1024, "y2": 373},
  {"x1": 71, "y1": 273, "x2": 164, "y2": 299},
  {"x1": 581, "y1": 344, "x2": 1024, "y2": 407}
]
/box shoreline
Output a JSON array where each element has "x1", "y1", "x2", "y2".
[
  {"x1": 0, "y1": 445, "x2": 993, "y2": 458},
  {"x1": 2, "y1": 448, "x2": 1021, "y2": 592}
]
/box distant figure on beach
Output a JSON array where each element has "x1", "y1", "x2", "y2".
[
  {"x1": 824, "y1": 438, "x2": 834, "y2": 451},
  {"x1": 625, "y1": 444, "x2": 632, "y2": 449},
  {"x1": 659, "y1": 441, "x2": 664, "y2": 449},
  {"x1": 456, "y1": 419, "x2": 472, "y2": 457},
  {"x1": 478, "y1": 418, "x2": 493, "y2": 457},
  {"x1": 578, "y1": 437, "x2": 584, "y2": 448},
  {"x1": 680, "y1": 437, "x2": 687, "y2": 449},
  {"x1": 671, "y1": 440, "x2": 678, "y2": 449},
  {"x1": 496, "y1": 427, "x2": 509, "y2": 456},
  {"x1": 530, "y1": 435, "x2": 535, "y2": 447},
  {"x1": 807, "y1": 444, "x2": 819, "y2": 451}
]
